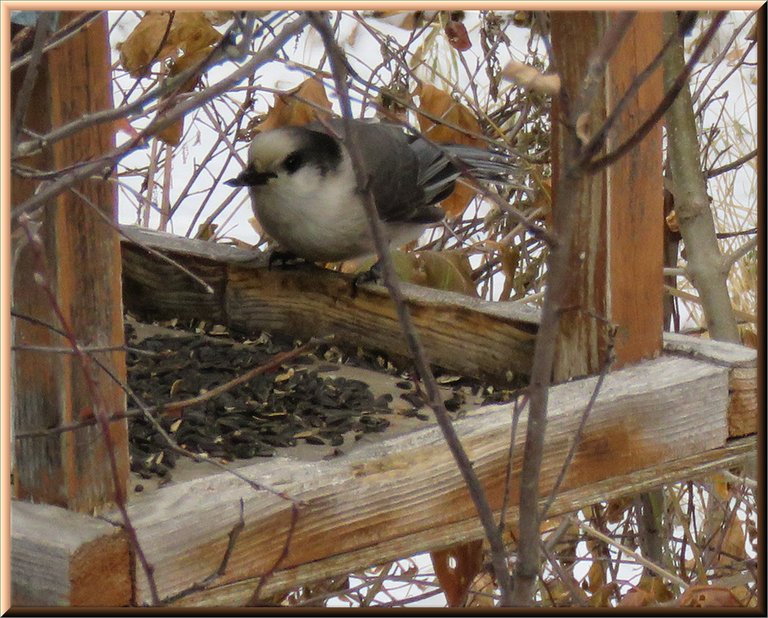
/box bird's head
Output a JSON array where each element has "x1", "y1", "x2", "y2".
[{"x1": 225, "y1": 126, "x2": 344, "y2": 190}]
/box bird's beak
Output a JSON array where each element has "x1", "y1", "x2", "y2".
[{"x1": 225, "y1": 167, "x2": 277, "y2": 188}]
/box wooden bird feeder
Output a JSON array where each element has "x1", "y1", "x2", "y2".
[{"x1": 10, "y1": 12, "x2": 757, "y2": 607}]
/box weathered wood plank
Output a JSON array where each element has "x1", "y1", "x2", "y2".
[
  {"x1": 175, "y1": 436, "x2": 756, "y2": 606},
  {"x1": 606, "y1": 12, "x2": 665, "y2": 367},
  {"x1": 12, "y1": 11, "x2": 128, "y2": 511},
  {"x1": 11, "y1": 500, "x2": 131, "y2": 606},
  {"x1": 107, "y1": 356, "x2": 729, "y2": 604},
  {"x1": 120, "y1": 225, "x2": 538, "y2": 380},
  {"x1": 664, "y1": 332, "x2": 758, "y2": 437}
]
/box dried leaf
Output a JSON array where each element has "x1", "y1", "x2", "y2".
[
  {"x1": 678, "y1": 585, "x2": 742, "y2": 607},
  {"x1": 718, "y1": 518, "x2": 747, "y2": 566},
  {"x1": 416, "y1": 250, "x2": 478, "y2": 296},
  {"x1": 430, "y1": 540, "x2": 484, "y2": 607},
  {"x1": 465, "y1": 572, "x2": 496, "y2": 607},
  {"x1": 118, "y1": 11, "x2": 221, "y2": 78},
  {"x1": 501, "y1": 60, "x2": 561, "y2": 95},
  {"x1": 256, "y1": 77, "x2": 333, "y2": 132},
  {"x1": 416, "y1": 83, "x2": 483, "y2": 147},
  {"x1": 585, "y1": 559, "x2": 605, "y2": 593},
  {"x1": 169, "y1": 378, "x2": 183, "y2": 396},
  {"x1": 665, "y1": 210, "x2": 679, "y2": 233},
  {"x1": 445, "y1": 20, "x2": 471, "y2": 51},
  {"x1": 619, "y1": 587, "x2": 655, "y2": 607}
]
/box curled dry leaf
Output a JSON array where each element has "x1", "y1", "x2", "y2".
[
  {"x1": 501, "y1": 60, "x2": 561, "y2": 95},
  {"x1": 678, "y1": 585, "x2": 742, "y2": 607},
  {"x1": 256, "y1": 77, "x2": 333, "y2": 132},
  {"x1": 430, "y1": 540, "x2": 484, "y2": 607},
  {"x1": 118, "y1": 11, "x2": 222, "y2": 78},
  {"x1": 665, "y1": 210, "x2": 680, "y2": 233},
  {"x1": 445, "y1": 20, "x2": 471, "y2": 51},
  {"x1": 118, "y1": 12, "x2": 223, "y2": 145}
]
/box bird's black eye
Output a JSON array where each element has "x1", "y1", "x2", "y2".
[{"x1": 283, "y1": 152, "x2": 303, "y2": 174}]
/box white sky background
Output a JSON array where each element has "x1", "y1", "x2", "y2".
[{"x1": 106, "y1": 10, "x2": 757, "y2": 607}]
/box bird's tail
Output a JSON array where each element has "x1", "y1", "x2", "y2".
[{"x1": 415, "y1": 140, "x2": 520, "y2": 205}]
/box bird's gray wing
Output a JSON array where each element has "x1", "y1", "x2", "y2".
[{"x1": 310, "y1": 119, "x2": 444, "y2": 224}]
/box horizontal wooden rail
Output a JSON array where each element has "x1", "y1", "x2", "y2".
[
  {"x1": 101, "y1": 355, "x2": 733, "y2": 605},
  {"x1": 120, "y1": 225, "x2": 538, "y2": 381}
]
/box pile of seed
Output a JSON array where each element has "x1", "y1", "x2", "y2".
[{"x1": 126, "y1": 328, "x2": 395, "y2": 480}]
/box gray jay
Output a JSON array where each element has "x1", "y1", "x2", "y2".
[{"x1": 226, "y1": 119, "x2": 514, "y2": 263}]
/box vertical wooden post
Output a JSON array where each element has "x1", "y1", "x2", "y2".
[
  {"x1": 550, "y1": 12, "x2": 664, "y2": 380},
  {"x1": 11, "y1": 12, "x2": 128, "y2": 512},
  {"x1": 605, "y1": 12, "x2": 664, "y2": 367}
]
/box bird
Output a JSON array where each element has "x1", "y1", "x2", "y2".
[{"x1": 225, "y1": 118, "x2": 515, "y2": 264}]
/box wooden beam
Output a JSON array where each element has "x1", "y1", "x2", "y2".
[
  {"x1": 663, "y1": 333, "x2": 758, "y2": 437},
  {"x1": 102, "y1": 355, "x2": 729, "y2": 605},
  {"x1": 550, "y1": 12, "x2": 609, "y2": 380},
  {"x1": 174, "y1": 436, "x2": 755, "y2": 607},
  {"x1": 120, "y1": 226, "x2": 538, "y2": 381},
  {"x1": 11, "y1": 12, "x2": 128, "y2": 511},
  {"x1": 606, "y1": 12, "x2": 665, "y2": 367},
  {"x1": 549, "y1": 13, "x2": 665, "y2": 378},
  {"x1": 11, "y1": 500, "x2": 131, "y2": 607}
]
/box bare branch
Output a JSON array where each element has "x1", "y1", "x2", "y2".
[{"x1": 307, "y1": 10, "x2": 515, "y2": 605}]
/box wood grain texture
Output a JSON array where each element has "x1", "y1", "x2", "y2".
[
  {"x1": 550, "y1": 12, "x2": 608, "y2": 381},
  {"x1": 12, "y1": 11, "x2": 128, "y2": 511},
  {"x1": 606, "y1": 12, "x2": 665, "y2": 367},
  {"x1": 11, "y1": 500, "x2": 131, "y2": 607},
  {"x1": 105, "y1": 356, "x2": 729, "y2": 605},
  {"x1": 174, "y1": 436, "x2": 755, "y2": 607},
  {"x1": 663, "y1": 333, "x2": 757, "y2": 436},
  {"x1": 121, "y1": 226, "x2": 539, "y2": 380}
]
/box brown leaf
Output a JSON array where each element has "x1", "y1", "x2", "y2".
[
  {"x1": 465, "y1": 572, "x2": 496, "y2": 607},
  {"x1": 445, "y1": 20, "x2": 471, "y2": 51},
  {"x1": 118, "y1": 11, "x2": 221, "y2": 78},
  {"x1": 501, "y1": 60, "x2": 561, "y2": 95},
  {"x1": 620, "y1": 574, "x2": 675, "y2": 606},
  {"x1": 718, "y1": 518, "x2": 747, "y2": 566},
  {"x1": 619, "y1": 587, "x2": 654, "y2": 607},
  {"x1": 416, "y1": 250, "x2": 478, "y2": 296},
  {"x1": 589, "y1": 582, "x2": 617, "y2": 607},
  {"x1": 416, "y1": 83, "x2": 482, "y2": 147},
  {"x1": 665, "y1": 210, "x2": 679, "y2": 233},
  {"x1": 678, "y1": 585, "x2": 742, "y2": 607},
  {"x1": 156, "y1": 117, "x2": 183, "y2": 146},
  {"x1": 256, "y1": 77, "x2": 333, "y2": 132},
  {"x1": 416, "y1": 84, "x2": 485, "y2": 217},
  {"x1": 430, "y1": 540, "x2": 484, "y2": 607},
  {"x1": 440, "y1": 182, "x2": 478, "y2": 218},
  {"x1": 585, "y1": 559, "x2": 605, "y2": 593}
]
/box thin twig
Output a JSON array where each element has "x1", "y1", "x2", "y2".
[
  {"x1": 539, "y1": 321, "x2": 615, "y2": 521},
  {"x1": 512, "y1": 13, "x2": 637, "y2": 606},
  {"x1": 11, "y1": 15, "x2": 310, "y2": 220},
  {"x1": 573, "y1": 517, "x2": 688, "y2": 589},
  {"x1": 585, "y1": 12, "x2": 727, "y2": 173},
  {"x1": 160, "y1": 497, "x2": 247, "y2": 604},
  {"x1": 16, "y1": 214, "x2": 161, "y2": 605},
  {"x1": 307, "y1": 11, "x2": 515, "y2": 605},
  {"x1": 722, "y1": 236, "x2": 758, "y2": 272},
  {"x1": 11, "y1": 12, "x2": 54, "y2": 147},
  {"x1": 707, "y1": 148, "x2": 757, "y2": 178},
  {"x1": 248, "y1": 504, "x2": 301, "y2": 605}
]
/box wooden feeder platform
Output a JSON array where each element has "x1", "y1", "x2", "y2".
[{"x1": 11, "y1": 227, "x2": 757, "y2": 607}]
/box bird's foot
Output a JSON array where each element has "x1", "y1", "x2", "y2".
[
  {"x1": 350, "y1": 261, "x2": 383, "y2": 297},
  {"x1": 268, "y1": 250, "x2": 307, "y2": 270}
]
